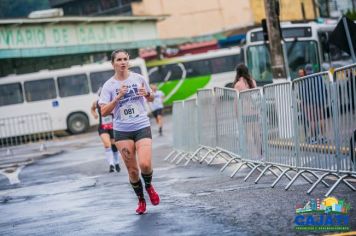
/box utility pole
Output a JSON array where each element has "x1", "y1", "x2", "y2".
[
  {"x1": 311, "y1": 0, "x2": 318, "y2": 19},
  {"x1": 264, "y1": 0, "x2": 287, "y2": 80}
]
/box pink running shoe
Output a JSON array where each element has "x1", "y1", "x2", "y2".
[
  {"x1": 136, "y1": 198, "x2": 146, "y2": 215},
  {"x1": 146, "y1": 185, "x2": 160, "y2": 205}
]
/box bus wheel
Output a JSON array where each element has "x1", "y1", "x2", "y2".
[{"x1": 67, "y1": 113, "x2": 89, "y2": 134}]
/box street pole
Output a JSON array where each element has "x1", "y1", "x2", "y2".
[
  {"x1": 264, "y1": 0, "x2": 287, "y2": 81},
  {"x1": 264, "y1": 0, "x2": 290, "y2": 138},
  {"x1": 311, "y1": 0, "x2": 318, "y2": 19}
]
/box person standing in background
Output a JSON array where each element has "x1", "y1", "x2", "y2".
[
  {"x1": 233, "y1": 64, "x2": 260, "y2": 159},
  {"x1": 298, "y1": 67, "x2": 327, "y2": 144},
  {"x1": 91, "y1": 90, "x2": 121, "y2": 173},
  {"x1": 297, "y1": 67, "x2": 309, "y2": 137},
  {"x1": 298, "y1": 68, "x2": 307, "y2": 77},
  {"x1": 233, "y1": 64, "x2": 257, "y2": 92},
  {"x1": 150, "y1": 84, "x2": 165, "y2": 136}
]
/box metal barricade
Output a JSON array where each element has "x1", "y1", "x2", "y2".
[
  {"x1": 263, "y1": 82, "x2": 295, "y2": 167},
  {"x1": 292, "y1": 72, "x2": 337, "y2": 172},
  {"x1": 279, "y1": 72, "x2": 336, "y2": 193},
  {"x1": 167, "y1": 64, "x2": 356, "y2": 197},
  {"x1": 175, "y1": 99, "x2": 199, "y2": 165},
  {"x1": 166, "y1": 101, "x2": 185, "y2": 162},
  {"x1": 238, "y1": 88, "x2": 264, "y2": 162},
  {"x1": 188, "y1": 89, "x2": 218, "y2": 165},
  {"x1": 197, "y1": 89, "x2": 217, "y2": 148},
  {"x1": 303, "y1": 64, "x2": 356, "y2": 196},
  {"x1": 333, "y1": 64, "x2": 356, "y2": 173},
  {"x1": 229, "y1": 88, "x2": 265, "y2": 180},
  {"x1": 0, "y1": 113, "x2": 54, "y2": 152},
  {"x1": 214, "y1": 87, "x2": 242, "y2": 171},
  {"x1": 214, "y1": 87, "x2": 240, "y2": 154},
  {"x1": 183, "y1": 99, "x2": 199, "y2": 154},
  {"x1": 255, "y1": 82, "x2": 298, "y2": 186}
]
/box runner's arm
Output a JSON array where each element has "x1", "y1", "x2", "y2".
[
  {"x1": 100, "y1": 99, "x2": 118, "y2": 117},
  {"x1": 91, "y1": 101, "x2": 98, "y2": 119},
  {"x1": 100, "y1": 84, "x2": 128, "y2": 116}
]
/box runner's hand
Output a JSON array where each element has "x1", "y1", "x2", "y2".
[
  {"x1": 138, "y1": 82, "x2": 147, "y2": 97},
  {"x1": 115, "y1": 84, "x2": 128, "y2": 101}
]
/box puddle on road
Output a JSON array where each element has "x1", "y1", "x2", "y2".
[{"x1": 0, "y1": 165, "x2": 25, "y2": 185}]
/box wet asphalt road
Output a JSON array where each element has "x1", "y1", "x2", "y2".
[{"x1": 0, "y1": 114, "x2": 355, "y2": 236}]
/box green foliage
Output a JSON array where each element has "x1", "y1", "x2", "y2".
[
  {"x1": 0, "y1": 0, "x2": 49, "y2": 19},
  {"x1": 345, "y1": 9, "x2": 356, "y2": 21}
]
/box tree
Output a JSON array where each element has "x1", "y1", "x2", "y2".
[
  {"x1": 346, "y1": 9, "x2": 356, "y2": 21},
  {"x1": 264, "y1": 0, "x2": 287, "y2": 80}
]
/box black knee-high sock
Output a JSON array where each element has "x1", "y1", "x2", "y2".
[
  {"x1": 141, "y1": 171, "x2": 153, "y2": 188},
  {"x1": 130, "y1": 179, "x2": 144, "y2": 200}
]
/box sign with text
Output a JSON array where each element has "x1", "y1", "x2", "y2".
[{"x1": 0, "y1": 22, "x2": 157, "y2": 49}]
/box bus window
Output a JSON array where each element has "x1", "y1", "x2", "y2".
[
  {"x1": 246, "y1": 44, "x2": 272, "y2": 82},
  {"x1": 210, "y1": 55, "x2": 240, "y2": 74},
  {"x1": 286, "y1": 41, "x2": 319, "y2": 79},
  {"x1": 130, "y1": 66, "x2": 142, "y2": 74},
  {"x1": 24, "y1": 78, "x2": 57, "y2": 102},
  {"x1": 318, "y1": 31, "x2": 330, "y2": 62},
  {"x1": 90, "y1": 70, "x2": 114, "y2": 93},
  {"x1": 318, "y1": 31, "x2": 352, "y2": 68},
  {"x1": 149, "y1": 64, "x2": 184, "y2": 83},
  {"x1": 57, "y1": 74, "x2": 89, "y2": 97},
  {"x1": 0, "y1": 83, "x2": 23, "y2": 106},
  {"x1": 328, "y1": 44, "x2": 353, "y2": 67},
  {"x1": 147, "y1": 66, "x2": 163, "y2": 83},
  {"x1": 164, "y1": 64, "x2": 185, "y2": 80},
  {"x1": 184, "y1": 59, "x2": 211, "y2": 77}
]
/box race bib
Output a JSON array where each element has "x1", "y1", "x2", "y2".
[
  {"x1": 119, "y1": 103, "x2": 140, "y2": 120},
  {"x1": 102, "y1": 115, "x2": 113, "y2": 125},
  {"x1": 100, "y1": 114, "x2": 113, "y2": 130}
]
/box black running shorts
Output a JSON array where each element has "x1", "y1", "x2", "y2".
[
  {"x1": 114, "y1": 126, "x2": 152, "y2": 142},
  {"x1": 152, "y1": 108, "x2": 163, "y2": 118},
  {"x1": 98, "y1": 128, "x2": 114, "y2": 138}
]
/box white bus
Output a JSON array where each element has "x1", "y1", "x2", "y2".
[
  {"x1": 0, "y1": 58, "x2": 148, "y2": 137},
  {"x1": 146, "y1": 46, "x2": 243, "y2": 105},
  {"x1": 244, "y1": 21, "x2": 353, "y2": 85}
]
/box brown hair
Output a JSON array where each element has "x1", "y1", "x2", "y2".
[
  {"x1": 233, "y1": 64, "x2": 255, "y2": 89},
  {"x1": 111, "y1": 49, "x2": 129, "y2": 63}
]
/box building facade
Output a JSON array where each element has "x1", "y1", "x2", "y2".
[
  {"x1": 131, "y1": 0, "x2": 317, "y2": 39},
  {"x1": 50, "y1": 0, "x2": 318, "y2": 39},
  {"x1": 48, "y1": 0, "x2": 356, "y2": 39},
  {"x1": 3, "y1": 0, "x2": 354, "y2": 77},
  {"x1": 49, "y1": 0, "x2": 142, "y2": 16}
]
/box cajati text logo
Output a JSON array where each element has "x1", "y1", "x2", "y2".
[{"x1": 294, "y1": 197, "x2": 351, "y2": 231}]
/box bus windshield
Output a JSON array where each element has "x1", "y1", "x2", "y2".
[
  {"x1": 246, "y1": 40, "x2": 319, "y2": 82},
  {"x1": 285, "y1": 40, "x2": 319, "y2": 79}
]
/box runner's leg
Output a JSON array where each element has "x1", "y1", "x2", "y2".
[
  {"x1": 100, "y1": 132, "x2": 114, "y2": 171},
  {"x1": 117, "y1": 140, "x2": 146, "y2": 213},
  {"x1": 136, "y1": 138, "x2": 160, "y2": 205}
]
